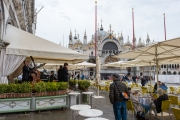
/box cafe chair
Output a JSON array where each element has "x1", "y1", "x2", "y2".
[
  {"x1": 161, "y1": 100, "x2": 171, "y2": 119},
  {"x1": 152, "y1": 93, "x2": 158, "y2": 99},
  {"x1": 135, "y1": 83, "x2": 139, "y2": 87},
  {"x1": 169, "y1": 87, "x2": 175, "y2": 93},
  {"x1": 99, "y1": 85, "x2": 106, "y2": 93},
  {"x1": 168, "y1": 95, "x2": 180, "y2": 108},
  {"x1": 126, "y1": 100, "x2": 135, "y2": 120},
  {"x1": 172, "y1": 107, "x2": 180, "y2": 120},
  {"x1": 105, "y1": 85, "x2": 109, "y2": 93},
  {"x1": 141, "y1": 87, "x2": 148, "y2": 94},
  {"x1": 176, "y1": 88, "x2": 180, "y2": 94}
]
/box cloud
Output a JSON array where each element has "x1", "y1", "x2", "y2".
[{"x1": 35, "y1": 0, "x2": 180, "y2": 46}]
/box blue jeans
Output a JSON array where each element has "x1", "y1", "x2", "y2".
[
  {"x1": 140, "y1": 104, "x2": 151, "y2": 117},
  {"x1": 113, "y1": 101, "x2": 127, "y2": 120}
]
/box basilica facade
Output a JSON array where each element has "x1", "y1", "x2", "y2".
[{"x1": 68, "y1": 23, "x2": 155, "y2": 78}]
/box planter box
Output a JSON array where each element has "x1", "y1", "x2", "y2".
[
  {"x1": 35, "y1": 92, "x2": 46, "y2": 97},
  {"x1": 35, "y1": 95, "x2": 68, "y2": 110},
  {"x1": 0, "y1": 94, "x2": 6, "y2": 99},
  {"x1": 0, "y1": 94, "x2": 68, "y2": 113},
  {"x1": 0, "y1": 98, "x2": 31, "y2": 113},
  {"x1": 19, "y1": 93, "x2": 32, "y2": 98}
]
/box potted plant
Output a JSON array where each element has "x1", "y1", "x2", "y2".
[
  {"x1": 78, "y1": 80, "x2": 90, "y2": 104},
  {"x1": 46, "y1": 82, "x2": 58, "y2": 96},
  {"x1": 34, "y1": 82, "x2": 46, "y2": 97},
  {"x1": 78, "y1": 80, "x2": 90, "y2": 92},
  {"x1": 57, "y1": 82, "x2": 69, "y2": 95},
  {"x1": 0, "y1": 84, "x2": 8, "y2": 98},
  {"x1": 7, "y1": 83, "x2": 20, "y2": 98},
  {"x1": 19, "y1": 82, "x2": 32, "y2": 98},
  {"x1": 69, "y1": 79, "x2": 78, "y2": 90}
]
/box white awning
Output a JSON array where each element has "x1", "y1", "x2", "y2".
[{"x1": 3, "y1": 25, "x2": 88, "y2": 64}]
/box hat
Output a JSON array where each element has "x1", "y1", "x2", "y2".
[{"x1": 112, "y1": 73, "x2": 119, "y2": 78}]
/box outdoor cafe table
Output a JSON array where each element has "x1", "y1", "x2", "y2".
[
  {"x1": 79, "y1": 109, "x2": 103, "y2": 118},
  {"x1": 131, "y1": 88, "x2": 141, "y2": 92},
  {"x1": 139, "y1": 96, "x2": 152, "y2": 105},
  {"x1": 70, "y1": 104, "x2": 91, "y2": 120},
  {"x1": 85, "y1": 118, "x2": 109, "y2": 120},
  {"x1": 68, "y1": 92, "x2": 81, "y2": 107},
  {"x1": 82, "y1": 92, "x2": 93, "y2": 108}
]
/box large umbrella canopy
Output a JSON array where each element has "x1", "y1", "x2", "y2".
[
  {"x1": 3, "y1": 25, "x2": 88, "y2": 64},
  {"x1": 114, "y1": 37, "x2": 180, "y2": 84},
  {"x1": 123, "y1": 60, "x2": 156, "y2": 66},
  {"x1": 71, "y1": 61, "x2": 96, "y2": 68},
  {"x1": 103, "y1": 61, "x2": 135, "y2": 67},
  {"x1": 114, "y1": 37, "x2": 180, "y2": 61},
  {"x1": 42, "y1": 63, "x2": 85, "y2": 70}
]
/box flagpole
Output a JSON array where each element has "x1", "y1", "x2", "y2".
[
  {"x1": 164, "y1": 13, "x2": 166, "y2": 41},
  {"x1": 95, "y1": 1, "x2": 97, "y2": 57},
  {"x1": 132, "y1": 8, "x2": 135, "y2": 50}
]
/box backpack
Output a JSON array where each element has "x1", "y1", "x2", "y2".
[{"x1": 114, "y1": 82, "x2": 129, "y2": 101}]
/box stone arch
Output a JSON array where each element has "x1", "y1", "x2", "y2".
[
  {"x1": 104, "y1": 56, "x2": 118, "y2": 64},
  {"x1": 74, "y1": 44, "x2": 83, "y2": 50},
  {"x1": 100, "y1": 39, "x2": 121, "y2": 51}
]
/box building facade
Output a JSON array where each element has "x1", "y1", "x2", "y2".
[
  {"x1": 0, "y1": 0, "x2": 36, "y2": 41},
  {"x1": 68, "y1": 23, "x2": 156, "y2": 78}
]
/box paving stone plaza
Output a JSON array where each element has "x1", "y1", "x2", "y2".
[{"x1": 0, "y1": 82, "x2": 178, "y2": 120}]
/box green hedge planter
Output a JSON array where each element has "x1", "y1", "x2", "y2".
[{"x1": 0, "y1": 98, "x2": 31, "y2": 113}]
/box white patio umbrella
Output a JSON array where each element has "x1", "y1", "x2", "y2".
[
  {"x1": 4, "y1": 25, "x2": 88, "y2": 64},
  {"x1": 93, "y1": 56, "x2": 104, "y2": 98},
  {"x1": 103, "y1": 61, "x2": 136, "y2": 75},
  {"x1": 70, "y1": 61, "x2": 96, "y2": 77},
  {"x1": 114, "y1": 37, "x2": 180, "y2": 87}
]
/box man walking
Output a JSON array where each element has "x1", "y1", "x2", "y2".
[
  {"x1": 58, "y1": 65, "x2": 63, "y2": 82},
  {"x1": 62, "y1": 63, "x2": 69, "y2": 82},
  {"x1": 109, "y1": 74, "x2": 129, "y2": 120}
]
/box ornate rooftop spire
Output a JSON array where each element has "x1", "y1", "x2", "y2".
[
  {"x1": 69, "y1": 29, "x2": 72, "y2": 37},
  {"x1": 84, "y1": 30, "x2": 87, "y2": 37},
  {"x1": 120, "y1": 31, "x2": 123, "y2": 38},
  {"x1": 100, "y1": 19, "x2": 104, "y2": 31},
  {"x1": 74, "y1": 29, "x2": 77, "y2": 39},
  {"x1": 147, "y1": 33, "x2": 150, "y2": 39},
  {"x1": 109, "y1": 24, "x2": 112, "y2": 33}
]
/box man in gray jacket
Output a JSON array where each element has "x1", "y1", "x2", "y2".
[{"x1": 109, "y1": 74, "x2": 129, "y2": 120}]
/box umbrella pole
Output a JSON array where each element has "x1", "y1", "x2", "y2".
[
  {"x1": 149, "y1": 62, "x2": 152, "y2": 95},
  {"x1": 155, "y1": 45, "x2": 159, "y2": 88}
]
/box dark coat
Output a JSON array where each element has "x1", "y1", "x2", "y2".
[
  {"x1": 58, "y1": 68, "x2": 63, "y2": 81},
  {"x1": 109, "y1": 80, "x2": 129, "y2": 104},
  {"x1": 22, "y1": 65, "x2": 33, "y2": 81},
  {"x1": 141, "y1": 77, "x2": 146, "y2": 86},
  {"x1": 49, "y1": 74, "x2": 57, "y2": 82},
  {"x1": 62, "y1": 67, "x2": 69, "y2": 82},
  {"x1": 154, "y1": 94, "x2": 168, "y2": 113},
  {"x1": 154, "y1": 83, "x2": 157, "y2": 93}
]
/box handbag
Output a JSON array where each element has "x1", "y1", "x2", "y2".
[{"x1": 114, "y1": 82, "x2": 129, "y2": 101}]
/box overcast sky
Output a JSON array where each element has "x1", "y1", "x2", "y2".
[{"x1": 35, "y1": 0, "x2": 180, "y2": 47}]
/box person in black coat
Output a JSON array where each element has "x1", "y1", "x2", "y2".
[
  {"x1": 153, "y1": 81, "x2": 161, "y2": 93},
  {"x1": 62, "y1": 63, "x2": 69, "y2": 82},
  {"x1": 22, "y1": 61, "x2": 33, "y2": 82},
  {"x1": 153, "y1": 88, "x2": 168, "y2": 113},
  {"x1": 49, "y1": 71, "x2": 57, "y2": 82},
  {"x1": 141, "y1": 76, "x2": 146, "y2": 86},
  {"x1": 58, "y1": 65, "x2": 63, "y2": 82}
]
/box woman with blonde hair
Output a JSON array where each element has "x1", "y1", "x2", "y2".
[{"x1": 152, "y1": 88, "x2": 168, "y2": 114}]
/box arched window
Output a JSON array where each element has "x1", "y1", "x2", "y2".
[
  {"x1": 161, "y1": 65, "x2": 163, "y2": 68},
  {"x1": 103, "y1": 42, "x2": 118, "y2": 51}
]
